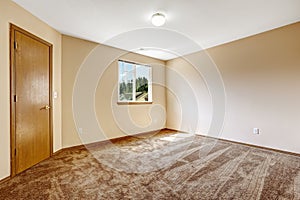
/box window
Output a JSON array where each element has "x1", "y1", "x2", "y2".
[{"x1": 118, "y1": 60, "x2": 152, "y2": 103}]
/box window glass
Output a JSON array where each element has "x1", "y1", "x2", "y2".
[{"x1": 118, "y1": 61, "x2": 152, "y2": 103}]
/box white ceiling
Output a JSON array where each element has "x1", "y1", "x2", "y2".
[{"x1": 13, "y1": 0, "x2": 300, "y2": 60}]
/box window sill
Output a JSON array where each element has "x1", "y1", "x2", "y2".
[{"x1": 117, "y1": 102, "x2": 153, "y2": 105}]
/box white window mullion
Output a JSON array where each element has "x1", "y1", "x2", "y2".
[
  {"x1": 149, "y1": 66, "x2": 152, "y2": 102},
  {"x1": 132, "y1": 64, "x2": 136, "y2": 101}
]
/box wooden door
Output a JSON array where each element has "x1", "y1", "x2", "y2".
[{"x1": 10, "y1": 25, "x2": 53, "y2": 175}]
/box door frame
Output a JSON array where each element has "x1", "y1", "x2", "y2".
[{"x1": 9, "y1": 24, "x2": 53, "y2": 177}]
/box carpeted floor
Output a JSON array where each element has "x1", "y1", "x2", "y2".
[{"x1": 0, "y1": 130, "x2": 300, "y2": 200}]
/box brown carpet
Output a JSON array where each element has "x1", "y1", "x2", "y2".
[{"x1": 0, "y1": 130, "x2": 300, "y2": 200}]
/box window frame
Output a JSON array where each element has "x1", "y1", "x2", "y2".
[{"x1": 117, "y1": 60, "x2": 153, "y2": 105}]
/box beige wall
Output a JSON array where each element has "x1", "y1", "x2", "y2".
[
  {"x1": 166, "y1": 55, "x2": 213, "y2": 135},
  {"x1": 166, "y1": 22, "x2": 300, "y2": 154},
  {"x1": 61, "y1": 36, "x2": 97, "y2": 147},
  {"x1": 0, "y1": 0, "x2": 62, "y2": 180},
  {"x1": 62, "y1": 35, "x2": 166, "y2": 148}
]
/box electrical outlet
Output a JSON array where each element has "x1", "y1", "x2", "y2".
[{"x1": 253, "y1": 128, "x2": 260, "y2": 134}]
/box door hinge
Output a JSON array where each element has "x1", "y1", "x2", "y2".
[
  {"x1": 14, "y1": 95, "x2": 18, "y2": 102},
  {"x1": 14, "y1": 41, "x2": 18, "y2": 50}
]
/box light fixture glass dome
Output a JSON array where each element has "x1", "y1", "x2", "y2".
[{"x1": 151, "y1": 13, "x2": 166, "y2": 26}]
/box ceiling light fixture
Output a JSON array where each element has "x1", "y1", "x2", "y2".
[{"x1": 151, "y1": 13, "x2": 166, "y2": 27}]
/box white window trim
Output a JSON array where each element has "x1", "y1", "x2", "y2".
[{"x1": 117, "y1": 60, "x2": 153, "y2": 104}]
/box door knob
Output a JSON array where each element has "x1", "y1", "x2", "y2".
[{"x1": 41, "y1": 105, "x2": 51, "y2": 110}]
